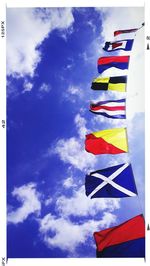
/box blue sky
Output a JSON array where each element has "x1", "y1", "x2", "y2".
[{"x1": 7, "y1": 7, "x2": 144, "y2": 258}]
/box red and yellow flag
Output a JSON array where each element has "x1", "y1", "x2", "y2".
[{"x1": 85, "y1": 128, "x2": 128, "y2": 155}]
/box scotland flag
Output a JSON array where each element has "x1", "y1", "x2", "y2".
[{"x1": 85, "y1": 163, "x2": 137, "y2": 198}]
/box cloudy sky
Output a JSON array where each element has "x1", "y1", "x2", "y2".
[{"x1": 7, "y1": 7, "x2": 144, "y2": 258}]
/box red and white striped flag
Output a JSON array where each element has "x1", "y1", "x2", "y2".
[{"x1": 90, "y1": 99, "x2": 126, "y2": 119}]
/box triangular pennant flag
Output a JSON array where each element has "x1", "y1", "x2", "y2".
[{"x1": 114, "y1": 28, "x2": 139, "y2": 36}]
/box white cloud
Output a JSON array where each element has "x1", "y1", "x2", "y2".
[
  {"x1": 74, "y1": 113, "x2": 88, "y2": 139},
  {"x1": 39, "y1": 83, "x2": 51, "y2": 93},
  {"x1": 39, "y1": 211, "x2": 117, "y2": 253},
  {"x1": 22, "y1": 81, "x2": 33, "y2": 93},
  {"x1": 63, "y1": 176, "x2": 76, "y2": 189},
  {"x1": 7, "y1": 180, "x2": 119, "y2": 254},
  {"x1": 126, "y1": 27, "x2": 144, "y2": 119},
  {"x1": 92, "y1": 114, "x2": 106, "y2": 125},
  {"x1": 65, "y1": 63, "x2": 73, "y2": 70},
  {"x1": 99, "y1": 7, "x2": 144, "y2": 41},
  {"x1": 7, "y1": 8, "x2": 74, "y2": 77},
  {"x1": 45, "y1": 197, "x2": 53, "y2": 206},
  {"x1": 68, "y1": 86, "x2": 81, "y2": 95},
  {"x1": 65, "y1": 85, "x2": 83, "y2": 102},
  {"x1": 8, "y1": 183, "x2": 41, "y2": 224},
  {"x1": 56, "y1": 185, "x2": 120, "y2": 217},
  {"x1": 53, "y1": 137, "x2": 97, "y2": 171},
  {"x1": 87, "y1": 20, "x2": 97, "y2": 33},
  {"x1": 93, "y1": 115, "x2": 126, "y2": 128},
  {"x1": 37, "y1": 83, "x2": 51, "y2": 98},
  {"x1": 52, "y1": 112, "x2": 96, "y2": 171}
]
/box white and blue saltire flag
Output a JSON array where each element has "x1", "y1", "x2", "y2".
[
  {"x1": 103, "y1": 39, "x2": 134, "y2": 52},
  {"x1": 90, "y1": 99, "x2": 126, "y2": 119},
  {"x1": 85, "y1": 163, "x2": 137, "y2": 198}
]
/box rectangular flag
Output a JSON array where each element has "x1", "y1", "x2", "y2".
[
  {"x1": 91, "y1": 75, "x2": 127, "y2": 92},
  {"x1": 90, "y1": 99, "x2": 126, "y2": 119},
  {"x1": 85, "y1": 128, "x2": 128, "y2": 155},
  {"x1": 114, "y1": 28, "x2": 139, "y2": 37},
  {"x1": 103, "y1": 39, "x2": 134, "y2": 52},
  {"x1": 97, "y1": 56, "x2": 130, "y2": 74},
  {"x1": 85, "y1": 163, "x2": 137, "y2": 198},
  {"x1": 94, "y1": 214, "x2": 145, "y2": 258}
]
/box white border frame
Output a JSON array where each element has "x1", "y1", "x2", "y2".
[{"x1": 0, "y1": 1, "x2": 149, "y2": 265}]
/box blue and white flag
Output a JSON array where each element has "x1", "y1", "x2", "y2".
[
  {"x1": 85, "y1": 163, "x2": 137, "y2": 198},
  {"x1": 90, "y1": 99, "x2": 126, "y2": 119},
  {"x1": 103, "y1": 39, "x2": 134, "y2": 52}
]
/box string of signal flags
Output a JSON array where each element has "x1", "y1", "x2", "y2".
[{"x1": 84, "y1": 23, "x2": 145, "y2": 258}]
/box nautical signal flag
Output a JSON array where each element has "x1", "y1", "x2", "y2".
[
  {"x1": 91, "y1": 75, "x2": 127, "y2": 92},
  {"x1": 103, "y1": 39, "x2": 134, "y2": 52},
  {"x1": 114, "y1": 28, "x2": 139, "y2": 37},
  {"x1": 85, "y1": 163, "x2": 137, "y2": 198},
  {"x1": 85, "y1": 128, "x2": 128, "y2": 155},
  {"x1": 94, "y1": 214, "x2": 145, "y2": 258},
  {"x1": 97, "y1": 56, "x2": 130, "y2": 74},
  {"x1": 90, "y1": 99, "x2": 126, "y2": 119}
]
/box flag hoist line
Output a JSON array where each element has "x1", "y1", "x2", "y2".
[{"x1": 85, "y1": 23, "x2": 145, "y2": 258}]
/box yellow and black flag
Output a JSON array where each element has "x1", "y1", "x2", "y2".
[{"x1": 91, "y1": 76, "x2": 127, "y2": 92}]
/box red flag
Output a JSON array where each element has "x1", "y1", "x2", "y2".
[{"x1": 94, "y1": 214, "x2": 145, "y2": 258}]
